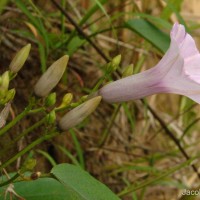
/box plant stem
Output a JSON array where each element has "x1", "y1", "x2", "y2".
[
  {"x1": 0, "y1": 104, "x2": 33, "y2": 137},
  {"x1": 0, "y1": 131, "x2": 59, "y2": 171},
  {"x1": 0, "y1": 173, "x2": 20, "y2": 187},
  {"x1": 98, "y1": 104, "x2": 121, "y2": 147},
  {"x1": 28, "y1": 107, "x2": 46, "y2": 114},
  {"x1": 0, "y1": 117, "x2": 46, "y2": 157}
]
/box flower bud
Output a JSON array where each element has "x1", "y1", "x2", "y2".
[
  {"x1": 21, "y1": 158, "x2": 37, "y2": 172},
  {"x1": 9, "y1": 44, "x2": 31, "y2": 73},
  {"x1": 56, "y1": 93, "x2": 73, "y2": 110},
  {"x1": 62, "y1": 93, "x2": 73, "y2": 105},
  {"x1": 30, "y1": 172, "x2": 41, "y2": 180},
  {"x1": 106, "y1": 55, "x2": 121, "y2": 73},
  {"x1": 46, "y1": 110, "x2": 56, "y2": 124},
  {"x1": 0, "y1": 102, "x2": 11, "y2": 128},
  {"x1": 111, "y1": 54, "x2": 121, "y2": 67},
  {"x1": 34, "y1": 55, "x2": 69, "y2": 97},
  {"x1": 3, "y1": 89, "x2": 16, "y2": 103},
  {"x1": 45, "y1": 92, "x2": 56, "y2": 107},
  {"x1": 122, "y1": 64, "x2": 134, "y2": 78},
  {"x1": 0, "y1": 71, "x2": 9, "y2": 91},
  {"x1": 59, "y1": 96, "x2": 102, "y2": 130}
]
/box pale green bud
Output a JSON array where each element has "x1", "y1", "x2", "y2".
[
  {"x1": 111, "y1": 54, "x2": 121, "y2": 67},
  {"x1": 122, "y1": 64, "x2": 134, "y2": 78},
  {"x1": 21, "y1": 158, "x2": 36, "y2": 172},
  {"x1": 106, "y1": 55, "x2": 121, "y2": 73},
  {"x1": 59, "y1": 96, "x2": 102, "y2": 130},
  {"x1": 46, "y1": 110, "x2": 56, "y2": 124},
  {"x1": 63, "y1": 93, "x2": 73, "y2": 104},
  {"x1": 34, "y1": 55, "x2": 69, "y2": 97},
  {"x1": 80, "y1": 95, "x2": 88, "y2": 102},
  {"x1": 0, "y1": 71, "x2": 9, "y2": 91},
  {"x1": 3, "y1": 89, "x2": 16, "y2": 103},
  {"x1": 9, "y1": 44, "x2": 31, "y2": 73},
  {"x1": 55, "y1": 93, "x2": 73, "y2": 110},
  {"x1": 45, "y1": 92, "x2": 56, "y2": 107}
]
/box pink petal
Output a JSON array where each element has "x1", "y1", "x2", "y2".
[
  {"x1": 171, "y1": 23, "x2": 186, "y2": 44},
  {"x1": 179, "y1": 34, "x2": 199, "y2": 58}
]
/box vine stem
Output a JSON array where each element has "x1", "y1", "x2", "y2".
[
  {"x1": 0, "y1": 173, "x2": 20, "y2": 187},
  {"x1": 0, "y1": 117, "x2": 47, "y2": 157},
  {"x1": 0, "y1": 131, "x2": 59, "y2": 171},
  {"x1": 0, "y1": 104, "x2": 33, "y2": 137}
]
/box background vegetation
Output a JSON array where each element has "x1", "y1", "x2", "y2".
[{"x1": 1, "y1": 0, "x2": 200, "y2": 199}]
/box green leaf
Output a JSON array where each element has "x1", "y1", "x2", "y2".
[
  {"x1": 125, "y1": 18, "x2": 170, "y2": 53},
  {"x1": 134, "y1": 13, "x2": 171, "y2": 29},
  {"x1": 67, "y1": 36, "x2": 86, "y2": 55},
  {"x1": 160, "y1": 0, "x2": 186, "y2": 29},
  {"x1": 36, "y1": 149, "x2": 57, "y2": 167},
  {"x1": 15, "y1": 0, "x2": 49, "y2": 71},
  {"x1": 161, "y1": 0, "x2": 183, "y2": 20},
  {"x1": 57, "y1": 145, "x2": 82, "y2": 167},
  {"x1": 79, "y1": 0, "x2": 108, "y2": 26},
  {"x1": 0, "y1": 0, "x2": 8, "y2": 14},
  {"x1": 70, "y1": 129, "x2": 85, "y2": 169},
  {"x1": 0, "y1": 178, "x2": 73, "y2": 200},
  {"x1": 51, "y1": 163, "x2": 120, "y2": 200}
]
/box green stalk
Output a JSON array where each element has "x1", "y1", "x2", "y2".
[
  {"x1": 0, "y1": 104, "x2": 33, "y2": 137},
  {"x1": 98, "y1": 104, "x2": 121, "y2": 146},
  {"x1": 0, "y1": 117, "x2": 46, "y2": 157},
  {"x1": 0, "y1": 173, "x2": 20, "y2": 187},
  {"x1": 0, "y1": 131, "x2": 59, "y2": 171}
]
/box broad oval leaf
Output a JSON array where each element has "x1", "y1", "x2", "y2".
[
  {"x1": 0, "y1": 177, "x2": 73, "y2": 200},
  {"x1": 51, "y1": 163, "x2": 121, "y2": 200}
]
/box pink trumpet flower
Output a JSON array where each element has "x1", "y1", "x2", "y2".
[{"x1": 99, "y1": 23, "x2": 200, "y2": 104}]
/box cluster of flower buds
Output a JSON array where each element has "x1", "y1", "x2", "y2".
[
  {"x1": 0, "y1": 44, "x2": 31, "y2": 128},
  {"x1": 32, "y1": 54, "x2": 101, "y2": 130},
  {"x1": 2, "y1": 23, "x2": 199, "y2": 133},
  {"x1": 0, "y1": 44, "x2": 31, "y2": 106},
  {"x1": 0, "y1": 43, "x2": 102, "y2": 131}
]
